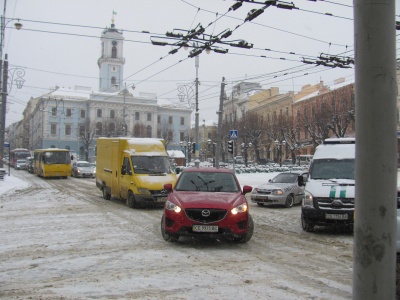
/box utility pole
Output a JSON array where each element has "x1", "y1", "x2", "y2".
[
  {"x1": 215, "y1": 77, "x2": 225, "y2": 168},
  {"x1": 353, "y1": 1, "x2": 397, "y2": 299},
  {"x1": 194, "y1": 54, "x2": 200, "y2": 166}
]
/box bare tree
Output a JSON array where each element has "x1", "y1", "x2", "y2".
[
  {"x1": 77, "y1": 119, "x2": 96, "y2": 162},
  {"x1": 159, "y1": 120, "x2": 174, "y2": 147}
]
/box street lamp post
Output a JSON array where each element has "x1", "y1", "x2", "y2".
[
  {"x1": 274, "y1": 139, "x2": 286, "y2": 167},
  {"x1": 0, "y1": 16, "x2": 23, "y2": 169},
  {"x1": 207, "y1": 138, "x2": 216, "y2": 167},
  {"x1": 241, "y1": 142, "x2": 252, "y2": 167}
]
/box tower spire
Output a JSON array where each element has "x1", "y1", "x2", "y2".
[{"x1": 112, "y1": 10, "x2": 117, "y2": 24}]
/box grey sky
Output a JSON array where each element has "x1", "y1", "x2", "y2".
[{"x1": 2, "y1": 0, "x2": 386, "y2": 127}]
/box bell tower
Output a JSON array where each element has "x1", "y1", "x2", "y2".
[{"x1": 98, "y1": 14, "x2": 125, "y2": 92}]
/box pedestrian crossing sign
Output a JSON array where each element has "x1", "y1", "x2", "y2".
[{"x1": 230, "y1": 130, "x2": 238, "y2": 140}]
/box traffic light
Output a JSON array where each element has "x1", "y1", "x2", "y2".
[
  {"x1": 192, "y1": 143, "x2": 196, "y2": 153},
  {"x1": 228, "y1": 140, "x2": 234, "y2": 154}
]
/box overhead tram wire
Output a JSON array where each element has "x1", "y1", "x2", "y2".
[{"x1": 180, "y1": 0, "x2": 352, "y2": 48}]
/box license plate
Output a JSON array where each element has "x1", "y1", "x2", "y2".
[
  {"x1": 192, "y1": 225, "x2": 218, "y2": 233},
  {"x1": 157, "y1": 197, "x2": 167, "y2": 202},
  {"x1": 325, "y1": 213, "x2": 348, "y2": 220},
  {"x1": 256, "y1": 196, "x2": 267, "y2": 201}
]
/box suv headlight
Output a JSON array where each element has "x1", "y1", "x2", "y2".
[
  {"x1": 231, "y1": 203, "x2": 248, "y2": 215},
  {"x1": 303, "y1": 191, "x2": 314, "y2": 207},
  {"x1": 165, "y1": 200, "x2": 181, "y2": 213}
]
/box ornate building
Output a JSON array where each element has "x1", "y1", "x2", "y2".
[{"x1": 8, "y1": 19, "x2": 191, "y2": 161}]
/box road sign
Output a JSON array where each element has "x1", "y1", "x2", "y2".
[
  {"x1": 229, "y1": 130, "x2": 238, "y2": 140},
  {"x1": 4, "y1": 142, "x2": 9, "y2": 148}
]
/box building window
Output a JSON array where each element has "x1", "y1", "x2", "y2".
[
  {"x1": 157, "y1": 115, "x2": 161, "y2": 124},
  {"x1": 65, "y1": 124, "x2": 71, "y2": 136},
  {"x1": 180, "y1": 117, "x2": 184, "y2": 125},
  {"x1": 97, "y1": 109, "x2": 102, "y2": 118},
  {"x1": 146, "y1": 125, "x2": 152, "y2": 137},
  {"x1": 110, "y1": 110, "x2": 115, "y2": 119},
  {"x1": 66, "y1": 108, "x2": 72, "y2": 117},
  {"x1": 168, "y1": 131, "x2": 173, "y2": 141},
  {"x1": 135, "y1": 112, "x2": 140, "y2": 121},
  {"x1": 168, "y1": 116, "x2": 173, "y2": 124},
  {"x1": 80, "y1": 110, "x2": 86, "y2": 118},
  {"x1": 51, "y1": 107, "x2": 57, "y2": 116},
  {"x1": 51, "y1": 124, "x2": 57, "y2": 135},
  {"x1": 111, "y1": 77, "x2": 116, "y2": 85},
  {"x1": 147, "y1": 113, "x2": 152, "y2": 122},
  {"x1": 157, "y1": 129, "x2": 161, "y2": 138},
  {"x1": 96, "y1": 122, "x2": 103, "y2": 135},
  {"x1": 79, "y1": 125, "x2": 85, "y2": 137},
  {"x1": 109, "y1": 123, "x2": 115, "y2": 135},
  {"x1": 180, "y1": 132, "x2": 185, "y2": 141},
  {"x1": 112, "y1": 46, "x2": 117, "y2": 58},
  {"x1": 134, "y1": 124, "x2": 140, "y2": 137}
]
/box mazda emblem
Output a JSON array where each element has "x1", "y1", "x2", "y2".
[{"x1": 201, "y1": 209, "x2": 211, "y2": 217}]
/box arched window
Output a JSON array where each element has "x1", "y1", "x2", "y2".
[
  {"x1": 134, "y1": 124, "x2": 141, "y2": 137},
  {"x1": 96, "y1": 122, "x2": 103, "y2": 136},
  {"x1": 109, "y1": 123, "x2": 115, "y2": 136},
  {"x1": 146, "y1": 125, "x2": 152, "y2": 138},
  {"x1": 111, "y1": 77, "x2": 116, "y2": 85},
  {"x1": 112, "y1": 46, "x2": 117, "y2": 58}
]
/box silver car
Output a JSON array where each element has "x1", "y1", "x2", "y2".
[
  {"x1": 251, "y1": 171, "x2": 308, "y2": 208},
  {"x1": 71, "y1": 161, "x2": 95, "y2": 178}
]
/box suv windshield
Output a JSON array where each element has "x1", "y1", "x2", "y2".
[
  {"x1": 176, "y1": 172, "x2": 239, "y2": 192},
  {"x1": 310, "y1": 159, "x2": 355, "y2": 180}
]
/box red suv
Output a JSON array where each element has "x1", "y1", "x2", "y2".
[{"x1": 161, "y1": 167, "x2": 254, "y2": 243}]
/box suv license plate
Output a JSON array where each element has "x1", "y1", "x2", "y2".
[
  {"x1": 192, "y1": 225, "x2": 218, "y2": 233},
  {"x1": 325, "y1": 213, "x2": 348, "y2": 220}
]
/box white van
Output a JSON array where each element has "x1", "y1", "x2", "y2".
[{"x1": 298, "y1": 138, "x2": 355, "y2": 231}]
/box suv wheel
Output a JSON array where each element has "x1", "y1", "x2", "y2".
[
  {"x1": 301, "y1": 214, "x2": 315, "y2": 232},
  {"x1": 161, "y1": 215, "x2": 178, "y2": 242},
  {"x1": 233, "y1": 214, "x2": 254, "y2": 243}
]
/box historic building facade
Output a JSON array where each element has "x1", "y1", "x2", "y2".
[{"x1": 7, "y1": 20, "x2": 191, "y2": 161}]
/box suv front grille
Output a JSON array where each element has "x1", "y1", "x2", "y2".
[
  {"x1": 315, "y1": 197, "x2": 354, "y2": 210},
  {"x1": 185, "y1": 208, "x2": 228, "y2": 223}
]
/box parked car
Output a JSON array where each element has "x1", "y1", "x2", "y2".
[
  {"x1": 251, "y1": 171, "x2": 308, "y2": 208},
  {"x1": 161, "y1": 167, "x2": 254, "y2": 243},
  {"x1": 15, "y1": 159, "x2": 27, "y2": 170},
  {"x1": 71, "y1": 161, "x2": 95, "y2": 178},
  {"x1": 26, "y1": 157, "x2": 34, "y2": 173}
]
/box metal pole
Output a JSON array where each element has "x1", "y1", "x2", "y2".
[
  {"x1": 0, "y1": 54, "x2": 8, "y2": 168},
  {"x1": 353, "y1": 1, "x2": 396, "y2": 298},
  {"x1": 194, "y1": 55, "x2": 199, "y2": 166},
  {"x1": 216, "y1": 77, "x2": 225, "y2": 168}
]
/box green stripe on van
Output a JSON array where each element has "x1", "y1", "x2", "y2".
[
  {"x1": 329, "y1": 186, "x2": 336, "y2": 198},
  {"x1": 340, "y1": 187, "x2": 347, "y2": 198}
]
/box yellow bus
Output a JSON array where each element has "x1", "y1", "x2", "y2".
[{"x1": 33, "y1": 148, "x2": 71, "y2": 179}]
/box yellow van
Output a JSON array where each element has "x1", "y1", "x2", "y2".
[{"x1": 96, "y1": 137, "x2": 177, "y2": 208}]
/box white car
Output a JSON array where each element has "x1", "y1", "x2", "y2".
[
  {"x1": 251, "y1": 171, "x2": 308, "y2": 208},
  {"x1": 15, "y1": 159, "x2": 27, "y2": 170}
]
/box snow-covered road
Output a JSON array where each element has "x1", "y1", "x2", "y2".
[{"x1": 0, "y1": 170, "x2": 353, "y2": 299}]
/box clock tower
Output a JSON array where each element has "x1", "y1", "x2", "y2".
[{"x1": 98, "y1": 16, "x2": 125, "y2": 93}]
